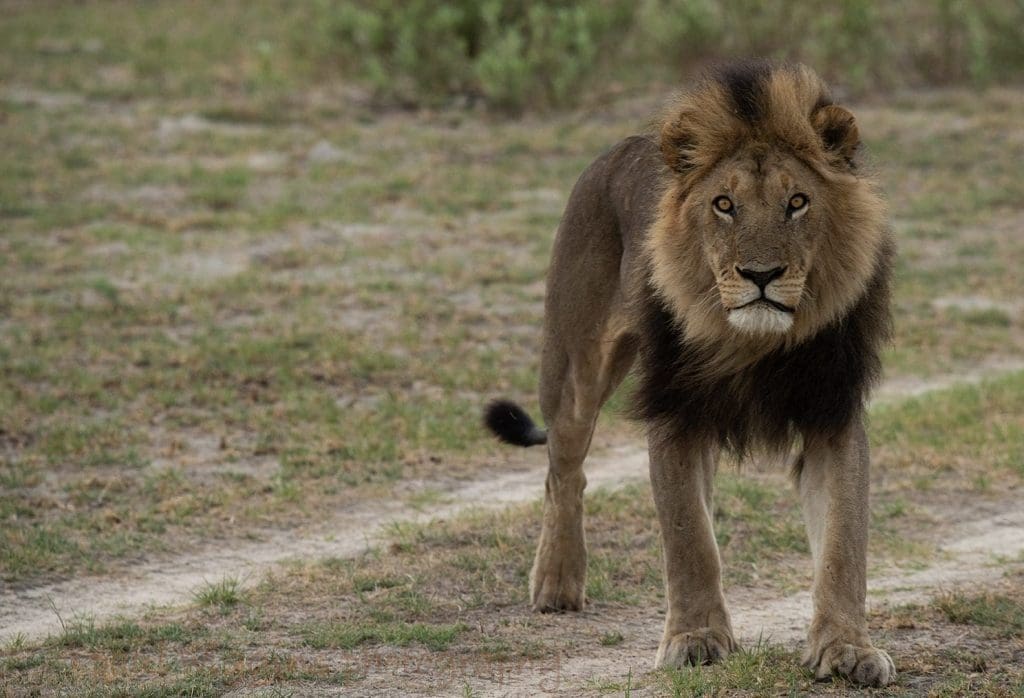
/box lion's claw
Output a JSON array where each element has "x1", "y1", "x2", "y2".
[
  {"x1": 531, "y1": 584, "x2": 584, "y2": 612},
  {"x1": 656, "y1": 628, "x2": 736, "y2": 667},
  {"x1": 530, "y1": 564, "x2": 585, "y2": 612},
  {"x1": 804, "y1": 642, "x2": 896, "y2": 687}
]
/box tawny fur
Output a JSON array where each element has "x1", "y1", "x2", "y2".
[
  {"x1": 650, "y1": 63, "x2": 888, "y2": 365},
  {"x1": 484, "y1": 61, "x2": 896, "y2": 688}
]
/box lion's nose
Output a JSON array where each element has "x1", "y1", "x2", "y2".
[{"x1": 736, "y1": 266, "x2": 787, "y2": 289}]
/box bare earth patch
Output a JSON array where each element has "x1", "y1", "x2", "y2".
[
  {"x1": 3, "y1": 376, "x2": 1023, "y2": 694},
  {"x1": 345, "y1": 498, "x2": 1024, "y2": 696},
  {"x1": 0, "y1": 442, "x2": 647, "y2": 644}
]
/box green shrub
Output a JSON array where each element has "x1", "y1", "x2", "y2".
[
  {"x1": 309, "y1": 0, "x2": 1024, "y2": 110},
  {"x1": 632, "y1": 0, "x2": 1024, "y2": 92},
  {"x1": 310, "y1": 0, "x2": 633, "y2": 110}
]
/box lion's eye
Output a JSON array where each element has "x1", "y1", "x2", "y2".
[
  {"x1": 712, "y1": 196, "x2": 734, "y2": 215},
  {"x1": 788, "y1": 193, "x2": 809, "y2": 211}
]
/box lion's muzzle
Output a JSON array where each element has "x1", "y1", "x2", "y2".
[
  {"x1": 722, "y1": 264, "x2": 803, "y2": 334},
  {"x1": 736, "y1": 265, "x2": 786, "y2": 289}
]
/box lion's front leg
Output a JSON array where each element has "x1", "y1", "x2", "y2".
[
  {"x1": 649, "y1": 430, "x2": 736, "y2": 667},
  {"x1": 798, "y1": 419, "x2": 895, "y2": 687}
]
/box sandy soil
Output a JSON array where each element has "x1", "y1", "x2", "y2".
[
  {"x1": 325, "y1": 496, "x2": 1022, "y2": 698},
  {"x1": 2, "y1": 367, "x2": 1022, "y2": 696}
]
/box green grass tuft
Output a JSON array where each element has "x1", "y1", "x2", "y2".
[
  {"x1": 657, "y1": 643, "x2": 807, "y2": 696},
  {"x1": 193, "y1": 577, "x2": 244, "y2": 610}
]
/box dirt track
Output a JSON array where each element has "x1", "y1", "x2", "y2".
[
  {"x1": 3, "y1": 369, "x2": 1023, "y2": 695},
  {"x1": 0, "y1": 445, "x2": 648, "y2": 643},
  {"x1": 443, "y1": 502, "x2": 1024, "y2": 697},
  {"x1": 304, "y1": 485, "x2": 1020, "y2": 696}
]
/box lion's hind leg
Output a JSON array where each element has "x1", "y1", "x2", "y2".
[{"x1": 530, "y1": 324, "x2": 636, "y2": 612}]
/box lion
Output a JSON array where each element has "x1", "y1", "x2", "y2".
[{"x1": 484, "y1": 60, "x2": 896, "y2": 687}]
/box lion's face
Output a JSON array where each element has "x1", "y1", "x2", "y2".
[
  {"x1": 647, "y1": 64, "x2": 887, "y2": 355},
  {"x1": 693, "y1": 150, "x2": 822, "y2": 336}
]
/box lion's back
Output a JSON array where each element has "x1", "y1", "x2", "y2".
[{"x1": 547, "y1": 135, "x2": 664, "y2": 292}]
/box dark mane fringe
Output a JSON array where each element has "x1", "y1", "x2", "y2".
[
  {"x1": 709, "y1": 59, "x2": 837, "y2": 127},
  {"x1": 634, "y1": 238, "x2": 894, "y2": 456}
]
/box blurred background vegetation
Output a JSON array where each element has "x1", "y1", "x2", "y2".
[
  {"x1": 3, "y1": 0, "x2": 1023, "y2": 112},
  {"x1": 322, "y1": 0, "x2": 1024, "y2": 108}
]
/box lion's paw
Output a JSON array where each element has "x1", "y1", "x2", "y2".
[
  {"x1": 804, "y1": 642, "x2": 896, "y2": 687},
  {"x1": 530, "y1": 565, "x2": 585, "y2": 612},
  {"x1": 655, "y1": 628, "x2": 736, "y2": 668}
]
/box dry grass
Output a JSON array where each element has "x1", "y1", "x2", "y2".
[
  {"x1": 2, "y1": 3, "x2": 1024, "y2": 695},
  {"x1": 3, "y1": 465, "x2": 1021, "y2": 694},
  {"x1": 4, "y1": 371, "x2": 1023, "y2": 692},
  {"x1": 3, "y1": 36, "x2": 1023, "y2": 586}
]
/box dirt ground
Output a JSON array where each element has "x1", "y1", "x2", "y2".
[
  {"x1": 2, "y1": 370, "x2": 1023, "y2": 695},
  {"x1": 2, "y1": 5, "x2": 1024, "y2": 693}
]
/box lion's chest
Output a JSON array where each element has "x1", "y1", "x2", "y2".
[{"x1": 636, "y1": 298, "x2": 881, "y2": 452}]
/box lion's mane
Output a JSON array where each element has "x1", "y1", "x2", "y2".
[{"x1": 635, "y1": 61, "x2": 894, "y2": 456}]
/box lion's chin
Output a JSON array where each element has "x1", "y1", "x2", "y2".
[{"x1": 727, "y1": 305, "x2": 794, "y2": 335}]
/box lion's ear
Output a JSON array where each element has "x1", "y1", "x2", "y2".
[
  {"x1": 660, "y1": 118, "x2": 697, "y2": 174},
  {"x1": 812, "y1": 104, "x2": 860, "y2": 163}
]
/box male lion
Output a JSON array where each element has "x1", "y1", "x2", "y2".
[{"x1": 484, "y1": 61, "x2": 896, "y2": 687}]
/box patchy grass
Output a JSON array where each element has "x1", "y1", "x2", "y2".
[
  {"x1": 872, "y1": 370, "x2": 1024, "y2": 481},
  {"x1": 5, "y1": 498, "x2": 1019, "y2": 695},
  {"x1": 302, "y1": 621, "x2": 467, "y2": 651},
  {"x1": 2, "y1": 22, "x2": 1023, "y2": 584},
  {"x1": 935, "y1": 590, "x2": 1024, "y2": 637},
  {"x1": 865, "y1": 575, "x2": 1024, "y2": 696},
  {"x1": 0, "y1": 486, "x2": 646, "y2": 693},
  {"x1": 652, "y1": 635, "x2": 1024, "y2": 697},
  {"x1": 0, "y1": 66, "x2": 622, "y2": 580},
  {"x1": 599, "y1": 631, "x2": 625, "y2": 647},
  {"x1": 714, "y1": 474, "x2": 809, "y2": 588},
  {"x1": 52, "y1": 617, "x2": 188, "y2": 652},
  {"x1": 655, "y1": 644, "x2": 807, "y2": 696},
  {"x1": 193, "y1": 576, "x2": 244, "y2": 611},
  {"x1": 1, "y1": 16, "x2": 1023, "y2": 698}
]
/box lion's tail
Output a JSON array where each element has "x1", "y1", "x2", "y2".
[{"x1": 483, "y1": 399, "x2": 548, "y2": 447}]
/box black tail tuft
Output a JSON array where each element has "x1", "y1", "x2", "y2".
[{"x1": 484, "y1": 399, "x2": 547, "y2": 447}]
